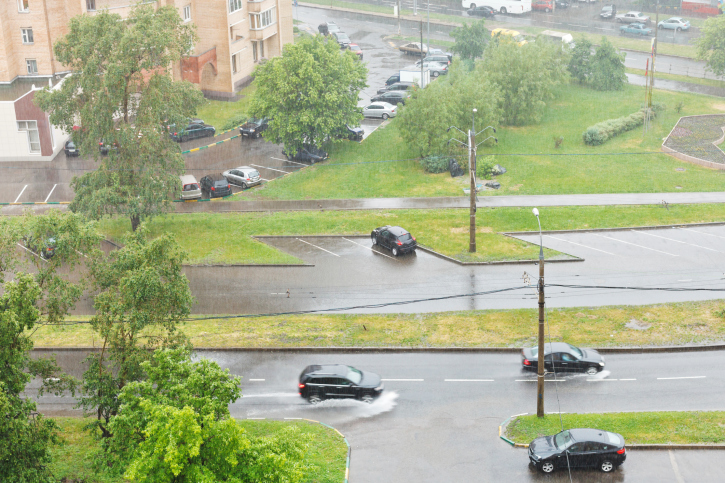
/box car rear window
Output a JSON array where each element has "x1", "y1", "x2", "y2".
[
  {"x1": 249, "y1": 170, "x2": 260, "y2": 178},
  {"x1": 183, "y1": 183, "x2": 199, "y2": 191},
  {"x1": 214, "y1": 180, "x2": 229, "y2": 187},
  {"x1": 606, "y1": 432, "x2": 622, "y2": 445},
  {"x1": 399, "y1": 234, "x2": 412, "y2": 241}
]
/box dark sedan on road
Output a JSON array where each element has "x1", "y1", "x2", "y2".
[
  {"x1": 371, "y1": 225, "x2": 417, "y2": 256},
  {"x1": 64, "y1": 140, "x2": 79, "y2": 157},
  {"x1": 521, "y1": 342, "x2": 605, "y2": 375},
  {"x1": 555, "y1": 0, "x2": 569, "y2": 8},
  {"x1": 170, "y1": 122, "x2": 215, "y2": 142},
  {"x1": 600, "y1": 4, "x2": 616, "y2": 19},
  {"x1": 529, "y1": 428, "x2": 626, "y2": 474},
  {"x1": 371, "y1": 91, "x2": 409, "y2": 106},
  {"x1": 467, "y1": 5, "x2": 495, "y2": 17},
  {"x1": 299, "y1": 364, "x2": 383, "y2": 404},
  {"x1": 282, "y1": 144, "x2": 328, "y2": 163},
  {"x1": 239, "y1": 118, "x2": 269, "y2": 138},
  {"x1": 332, "y1": 32, "x2": 351, "y2": 49},
  {"x1": 199, "y1": 173, "x2": 232, "y2": 198}
]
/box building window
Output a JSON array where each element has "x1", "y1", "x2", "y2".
[
  {"x1": 231, "y1": 53, "x2": 238, "y2": 73},
  {"x1": 86, "y1": 0, "x2": 96, "y2": 11},
  {"x1": 252, "y1": 42, "x2": 257, "y2": 62},
  {"x1": 21, "y1": 28, "x2": 34, "y2": 44},
  {"x1": 18, "y1": 121, "x2": 41, "y2": 154},
  {"x1": 229, "y1": 0, "x2": 243, "y2": 13},
  {"x1": 183, "y1": 5, "x2": 191, "y2": 21},
  {"x1": 250, "y1": 7, "x2": 276, "y2": 30},
  {"x1": 26, "y1": 59, "x2": 38, "y2": 75},
  {"x1": 18, "y1": 0, "x2": 29, "y2": 12},
  {"x1": 252, "y1": 41, "x2": 264, "y2": 62}
]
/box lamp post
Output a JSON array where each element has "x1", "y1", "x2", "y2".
[{"x1": 532, "y1": 207, "x2": 545, "y2": 418}]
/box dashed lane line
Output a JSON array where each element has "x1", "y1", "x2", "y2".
[
  {"x1": 632, "y1": 229, "x2": 723, "y2": 253},
  {"x1": 342, "y1": 237, "x2": 397, "y2": 260},
  {"x1": 296, "y1": 238, "x2": 341, "y2": 257},
  {"x1": 444, "y1": 379, "x2": 494, "y2": 382},
  {"x1": 657, "y1": 376, "x2": 706, "y2": 380},
  {"x1": 270, "y1": 156, "x2": 306, "y2": 166},
  {"x1": 545, "y1": 235, "x2": 616, "y2": 256},
  {"x1": 568, "y1": 24, "x2": 587, "y2": 28},
  {"x1": 14, "y1": 185, "x2": 28, "y2": 203},
  {"x1": 381, "y1": 379, "x2": 424, "y2": 382},
  {"x1": 250, "y1": 163, "x2": 291, "y2": 174},
  {"x1": 515, "y1": 379, "x2": 566, "y2": 382},
  {"x1": 248, "y1": 379, "x2": 265, "y2": 381},
  {"x1": 592, "y1": 233, "x2": 679, "y2": 256},
  {"x1": 45, "y1": 184, "x2": 57, "y2": 203}
]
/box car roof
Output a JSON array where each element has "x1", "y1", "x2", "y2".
[
  {"x1": 379, "y1": 225, "x2": 409, "y2": 236},
  {"x1": 204, "y1": 173, "x2": 227, "y2": 181},
  {"x1": 234, "y1": 166, "x2": 256, "y2": 170},
  {"x1": 368, "y1": 101, "x2": 394, "y2": 108},
  {"x1": 302, "y1": 364, "x2": 349, "y2": 377},
  {"x1": 568, "y1": 428, "x2": 623, "y2": 445}
]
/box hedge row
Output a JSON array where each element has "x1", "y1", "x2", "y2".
[{"x1": 583, "y1": 105, "x2": 665, "y2": 146}]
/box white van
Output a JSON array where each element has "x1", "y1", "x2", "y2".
[
  {"x1": 540, "y1": 30, "x2": 575, "y2": 49},
  {"x1": 179, "y1": 174, "x2": 202, "y2": 200}
]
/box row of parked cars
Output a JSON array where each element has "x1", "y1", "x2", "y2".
[
  {"x1": 179, "y1": 167, "x2": 262, "y2": 200},
  {"x1": 318, "y1": 22, "x2": 364, "y2": 60}
]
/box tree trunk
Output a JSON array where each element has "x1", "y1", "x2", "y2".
[{"x1": 131, "y1": 214, "x2": 141, "y2": 232}]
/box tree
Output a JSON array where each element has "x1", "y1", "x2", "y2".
[
  {"x1": 105, "y1": 349, "x2": 310, "y2": 482},
  {"x1": 482, "y1": 39, "x2": 568, "y2": 125},
  {"x1": 568, "y1": 38, "x2": 593, "y2": 84},
  {"x1": 78, "y1": 228, "x2": 193, "y2": 439},
  {"x1": 589, "y1": 38, "x2": 627, "y2": 91},
  {"x1": 35, "y1": 5, "x2": 205, "y2": 231},
  {"x1": 697, "y1": 15, "x2": 725, "y2": 78},
  {"x1": 450, "y1": 20, "x2": 488, "y2": 62},
  {"x1": 249, "y1": 35, "x2": 367, "y2": 156}
]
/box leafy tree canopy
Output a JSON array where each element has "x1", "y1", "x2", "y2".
[
  {"x1": 450, "y1": 20, "x2": 489, "y2": 61},
  {"x1": 697, "y1": 15, "x2": 725, "y2": 78},
  {"x1": 35, "y1": 5, "x2": 205, "y2": 231},
  {"x1": 589, "y1": 37, "x2": 627, "y2": 91},
  {"x1": 249, "y1": 34, "x2": 367, "y2": 155},
  {"x1": 568, "y1": 37, "x2": 593, "y2": 84}
]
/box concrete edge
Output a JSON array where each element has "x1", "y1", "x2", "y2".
[
  {"x1": 503, "y1": 220, "x2": 725, "y2": 236},
  {"x1": 31, "y1": 344, "x2": 725, "y2": 353},
  {"x1": 416, "y1": 244, "x2": 583, "y2": 266},
  {"x1": 185, "y1": 263, "x2": 315, "y2": 268}
]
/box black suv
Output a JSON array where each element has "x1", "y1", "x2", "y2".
[
  {"x1": 64, "y1": 140, "x2": 80, "y2": 157},
  {"x1": 240, "y1": 118, "x2": 269, "y2": 139},
  {"x1": 600, "y1": 4, "x2": 616, "y2": 19},
  {"x1": 529, "y1": 428, "x2": 626, "y2": 474},
  {"x1": 298, "y1": 364, "x2": 383, "y2": 404},
  {"x1": 282, "y1": 144, "x2": 329, "y2": 163},
  {"x1": 170, "y1": 122, "x2": 216, "y2": 142},
  {"x1": 371, "y1": 225, "x2": 417, "y2": 256},
  {"x1": 199, "y1": 173, "x2": 232, "y2": 198},
  {"x1": 377, "y1": 81, "x2": 414, "y2": 95},
  {"x1": 371, "y1": 91, "x2": 409, "y2": 106}
]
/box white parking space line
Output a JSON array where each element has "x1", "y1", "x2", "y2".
[
  {"x1": 248, "y1": 379, "x2": 265, "y2": 381},
  {"x1": 342, "y1": 237, "x2": 397, "y2": 260},
  {"x1": 569, "y1": 24, "x2": 587, "y2": 28},
  {"x1": 444, "y1": 379, "x2": 494, "y2": 382},
  {"x1": 594, "y1": 27, "x2": 612, "y2": 30},
  {"x1": 260, "y1": 178, "x2": 271, "y2": 182},
  {"x1": 250, "y1": 164, "x2": 290, "y2": 174},
  {"x1": 296, "y1": 238, "x2": 340, "y2": 257},
  {"x1": 16, "y1": 243, "x2": 48, "y2": 263},
  {"x1": 247, "y1": 417, "x2": 266, "y2": 420},
  {"x1": 381, "y1": 379, "x2": 424, "y2": 382},
  {"x1": 541, "y1": 21, "x2": 557, "y2": 24},
  {"x1": 593, "y1": 234, "x2": 679, "y2": 256},
  {"x1": 545, "y1": 235, "x2": 616, "y2": 256},
  {"x1": 14, "y1": 185, "x2": 28, "y2": 203},
  {"x1": 632, "y1": 230, "x2": 722, "y2": 253},
  {"x1": 619, "y1": 379, "x2": 637, "y2": 381},
  {"x1": 44, "y1": 184, "x2": 57, "y2": 203},
  {"x1": 587, "y1": 379, "x2": 620, "y2": 382},
  {"x1": 657, "y1": 376, "x2": 706, "y2": 380},
  {"x1": 678, "y1": 227, "x2": 725, "y2": 240},
  {"x1": 271, "y1": 156, "x2": 307, "y2": 166}
]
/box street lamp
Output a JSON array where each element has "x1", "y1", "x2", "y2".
[{"x1": 533, "y1": 207, "x2": 545, "y2": 417}]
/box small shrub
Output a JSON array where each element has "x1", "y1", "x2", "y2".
[
  {"x1": 582, "y1": 109, "x2": 651, "y2": 146},
  {"x1": 476, "y1": 155, "x2": 495, "y2": 179},
  {"x1": 554, "y1": 136, "x2": 564, "y2": 149},
  {"x1": 221, "y1": 113, "x2": 248, "y2": 132},
  {"x1": 675, "y1": 101, "x2": 684, "y2": 114},
  {"x1": 420, "y1": 155, "x2": 453, "y2": 174}
]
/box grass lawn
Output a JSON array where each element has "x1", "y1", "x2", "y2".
[
  {"x1": 195, "y1": 83, "x2": 257, "y2": 131},
  {"x1": 626, "y1": 67, "x2": 725, "y2": 90},
  {"x1": 506, "y1": 411, "x2": 725, "y2": 445},
  {"x1": 32, "y1": 299, "x2": 725, "y2": 348},
  {"x1": 239, "y1": 83, "x2": 725, "y2": 201},
  {"x1": 50, "y1": 417, "x2": 346, "y2": 483}
]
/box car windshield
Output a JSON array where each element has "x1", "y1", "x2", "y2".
[
  {"x1": 567, "y1": 344, "x2": 583, "y2": 358},
  {"x1": 350, "y1": 45, "x2": 360, "y2": 51},
  {"x1": 346, "y1": 366, "x2": 363, "y2": 384},
  {"x1": 337, "y1": 33, "x2": 349, "y2": 41},
  {"x1": 554, "y1": 430, "x2": 574, "y2": 449}
]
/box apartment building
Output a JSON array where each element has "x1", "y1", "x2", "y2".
[{"x1": 0, "y1": 0, "x2": 292, "y2": 160}]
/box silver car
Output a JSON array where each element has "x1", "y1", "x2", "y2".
[
  {"x1": 222, "y1": 166, "x2": 261, "y2": 190},
  {"x1": 363, "y1": 102, "x2": 397, "y2": 120},
  {"x1": 658, "y1": 17, "x2": 690, "y2": 31},
  {"x1": 421, "y1": 61, "x2": 448, "y2": 77}
]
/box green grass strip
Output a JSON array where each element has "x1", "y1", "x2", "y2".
[{"x1": 506, "y1": 412, "x2": 725, "y2": 445}]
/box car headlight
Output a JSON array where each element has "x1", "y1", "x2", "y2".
[
  {"x1": 375, "y1": 384, "x2": 384, "y2": 391},
  {"x1": 599, "y1": 362, "x2": 605, "y2": 366}
]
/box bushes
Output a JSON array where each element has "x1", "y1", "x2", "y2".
[
  {"x1": 220, "y1": 112, "x2": 248, "y2": 132},
  {"x1": 583, "y1": 107, "x2": 663, "y2": 145},
  {"x1": 419, "y1": 155, "x2": 452, "y2": 173}
]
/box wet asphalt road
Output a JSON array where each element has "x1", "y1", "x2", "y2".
[{"x1": 30, "y1": 349, "x2": 725, "y2": 482}]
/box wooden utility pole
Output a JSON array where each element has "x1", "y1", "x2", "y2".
[
  {"x1": 534, "y1": 208, "x2": 545, "y2": 417},
  {"x1": 469, "y1": 109, "x2": 477, "y2": 253}
]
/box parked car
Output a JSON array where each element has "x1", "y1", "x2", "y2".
[
  {"x1": 348, "y1": 43, "x2": 363, "y2": 60},
  {"x1": 64, "y1": 140, "x2": 80, "y2": 157},
  {"x1": 399, "y1": 42, "x2": 428, "y2": 56},
  {"x1": 371, "y1": 225, "x2": 417, "y2": 256},
  {"x1": 532, "y1": 0, "x2": 554, "y2": 12},
  {"x1": 299, "y1": 364, "x2": 383, "y2": 404},
  {"x1": 467, "y1": 5, "x2": 496, "y2": 17},
  {"x1": 600, "y1": 4, "x2": 616, "y2": 19},
  {"x1": 377, "y1": 81, "x2": 414, "y2": 94},
  {"x1": 555, "y1": 0, "x2": 569, "y2": 8},
  {"x1": 616, "y1": 11, "x2": 650, "y2": 24},
  {"x1": 426, "y1": 48, "x2": 453, "y2": 61},
  {"x1": 282, "y1": 144, "x2": 329, "y2": 163},
  {"x1": 529, "y1": 429, "x2": 626, "y2": 474},
  {"x1": 170, "y1": 122, "x2": 216, "y2": 142},
  {"x1": 318, "y1": 21, "x2": 340, "y2": 35},
  {"x1": 418, "y1": 54, "x2": 451, "y2": 66},
  {"x1": 620, "y1": 22, "x2": 652, "y2": 36},
  {"x1": 521, "y1": 342, "x2": 605, "y2": 375},
  {"x1": 239, "y1": 118, "x2": 269, "y2": 139},
  {"x1": 658, "y1": 17, "x2": 690, "y2": 31},
  {"x1": 199, "y1": 173, "x2": 232, "y2": 198},
  {"x1": 385, "y1": 74, "x2": 401, "y2": 86},
  {"x1": 420, "y1": 61, "x2": 448, "y2": 77},
  {"x1": 363, "y1": 102, "x2": 397, "y2": 120},
  {"x1": 332, "y1": 31, "x2": 351, "y2": 49},
  {"x1": 222, "y1": 166, "x2": 261, "y2": 190},
  {"x1": 98, "y1": 139, "x2": 118, "y2": 155},
  {"x1": 23, "y1": 234, "x2": 57, "y2": 260},
  {"x1": 371, "y1": 91, "x2": 410, "y2": 105},
  {"x1": 337, "y1": 125, "x2": 364, "y2": 141},
  {"x1": 179, "y1": 174, "x2": 202, "y2": 200}
]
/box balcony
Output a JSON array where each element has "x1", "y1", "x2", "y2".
[
  {"x1": 249, "y1": 23, "x2": 277, "y2": 40},
  {"x1": 247, "y1": 0, "x2": 274, "y2": 13}
]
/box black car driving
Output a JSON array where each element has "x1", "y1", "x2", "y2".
[
  {"x1": 529, "y1": 428, "x2": 626, "y2": 474},
  {"x1": 239, "y1": 118, "x2": 269, "y2": 138},
  {"x1": 371, "y1": 225, "x2": 417, "y2": 256},
  {"x1": 521, "y1": 342, "x2": 605, "y2": 375},
  {"x1": 282, "y1": 144, "x2": 329, "y2": 163},
  {"x1": 169, "y1": 122, "x2": 216, "y2": 142},
  {"x1": 298, "y1": 364, "x2": 383, "y2": 404},
  {"x1": 467, "y1": 5, "x2": 496, "y2": 18},
  {"x1": 199, "y1": 173, "x2": 232, "y2": 198}
]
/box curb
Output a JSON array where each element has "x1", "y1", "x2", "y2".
[
  {"x1": 502, "y1": 220, "x2": 725, "y2": 237},
  {"x1": 417, "y1": 244, "x2": 583, "y2": 266}
]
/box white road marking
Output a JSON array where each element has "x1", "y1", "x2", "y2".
[
  {"x1": 632, "y1": 230, "x2": 722, "y2": 252},
  {"x1": 677, "y1": 279, "x2": 693, "y2": 282},
  {"x1": 14, "y1": 185, "x2": 28, "y2": 203},
  {"x1": 657, "y1": 376, "x2": 706, "y2": 380},
  {"x1": 16, "y1": 243, "x2": 48, "y2": 263},
  {"x1": 541, "y1": 21, "x2": 557, "y2": 24},
  {"x1": 678, "y1": 227, "x2": 725, "y2": 240},
  {"x1": 381, "y1": 378, "x2": 424, "y2": 381},
  {"x1": 251, "y1": 164, "x2": 290, "y2": 174},
  {"x1": 296, "y1": 238, "x2": 340, "y2": 257},
  {"x1": 248, "y1": 379, "x2": 265, "y2": 381},
  {"x1": 44, "y1": 184, "x2": 57, "y2": 202},
  {"x1": 284, "y1": 417, "x2": 303, "y2": 420},
  {"x1": 669, "y1": 449, "x2": 686, "y2": 483},
  {"x1": 595, "y1": 27, "x2": 612, "y2": 30},
  {"x1": 260, "y1": 177, "x2": 271, "y2": 181},
  {"x1": 515, "y1": 379, "x2": 566, "y2": 382},
  {"x1": 569, "y1": 24, "x2": 587, "y2": 28},
  {"x1": 545, "y1": 235, "x2": 616, "y2": 255},
  {"x1": 619, "y1": 378, "x2": 637, "y2": 381},
  {"x1": 593, "y1": 234, "x2": 679, "y2": 256},
  {"x1": 247, "y1": 417, "x2": 266, "y2": 420},
  {"x1": 342, "y1": 237, "x2": 397, "y2": 260},
  {"x1": 587, "y1": 379, "x2": 620, "y2": 382},
  {"x1": 444, "y1": 379, "x2": 494, "y2": 382}
]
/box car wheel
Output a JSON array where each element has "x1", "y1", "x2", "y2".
[
  {"x1": 617, "y1": 18, "x2": 622, "y2": 23},
  {"x1": 382, "y1": 113, "x2": 389, "y2": 120},
  {"x1": 676, "y1": 27, "x2": 682, "y2": 32},
  {"x1": 541, "y1": 461, "x2": 555, "y2": 474},
  {"x1": 586, "y1": 366, "x2": 599, "y2": 375},
  {"x1": 500, "y1": 7, "x2": 507, "y2": 13},
  {"x1": 392, "y1": 247, "x2": 399, "y2": 256},
  {"x1": 600, "y1": 460, "x2": 614, "y2": 473},
  {"x1": 308, "y1": 393, "x2": 322, "y2": 405},
  {"x1": 181, "y1": 135, "x2": 187, "y2": 142},
  {"x1": 361, "y1": 394, "x2": 374, "y2": 404},
  {"x1": 432, "y1": 71, "x2": 439, "y2": 77},
  {"x1": 241, "y1": 182, "x2": 248, "y2": 190},
  {"x1": 545, "y1": 7, "x2": 550, "y2": 12},
  {"x1": 371, "y1": 235, "x2": 377, "y2": 245},
  {"x1": 470, "y1": 3, "x2": 476, "y2": 8}
]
